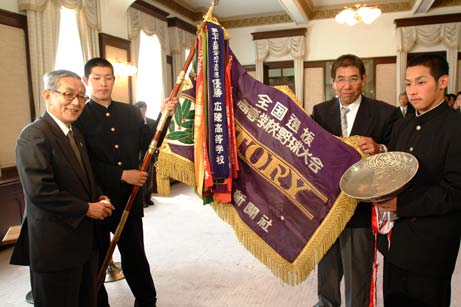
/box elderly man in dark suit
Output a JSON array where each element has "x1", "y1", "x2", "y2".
[
  {"x1": 10, "y1": 70, "x2": 114, "y2": 307},
  {"x1": 376, "y1": 54, "x2": 461, "y2": 307},
  {"x1": 311, "y1": 54, "x2": 397, "y2": 307}
]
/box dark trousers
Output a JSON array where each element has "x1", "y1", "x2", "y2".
[
  {"x1": 143, "y1": 163, "x2": 154, "y2": 203},
  {"x1": 32, "y1": 248, "x2": 98, "y2": 307},
  {"x1": 98, "y1": 215, "x2": 156, "y2": 307},
  {"x1": 316, "y1": 227, "x2": 374, "y2": 307},
  {"x1": 383, "y1": 260, "x2": 451, "y2": 307}
]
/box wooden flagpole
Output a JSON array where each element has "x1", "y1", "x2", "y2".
[{"x1": 96, "y1": 0, "x2": 219, "y2": 289}]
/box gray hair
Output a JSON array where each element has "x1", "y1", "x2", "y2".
[{"x1": 43, "y1": 70, "x2": 81, "y2": 91}]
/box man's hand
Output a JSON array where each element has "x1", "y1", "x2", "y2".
[
  {"x1": 121, "y1": 169, "x2": 148, "y2": 186},
  {"x1": 87, "y1": 200, "x2": 115, "y2": 220},
  {"x1": 160, "y1": 97, "x2": 179, "y2": 115},
  {"x1": 357, "y1": 136, "x2": 381, "y2": 155},
  {"x1": 373, "y1": 197, "x2": 398, "y2": 212}
]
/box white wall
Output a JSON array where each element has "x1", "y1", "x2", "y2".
[
  {"x1": 0, "y1": 0, "x2": 20, "y2": 13},
  {"x1": 226, "y1": 12, "x2": 411, "y2": 65},
  {"x1": 228, "y1": 7, "x2": 461, "y2": 65}
]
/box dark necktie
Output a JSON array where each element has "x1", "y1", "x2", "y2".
[{"x1": 68, "y1": 129, "x2": 85, "y2": 173}]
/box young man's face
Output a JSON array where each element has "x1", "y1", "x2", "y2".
[
  {"x1": 83, "y1": 66, "x2": 115, "y2": 103},
  {"x1": 332, "y1": 66, "x2": 365, "y2": 106},
  {"x1": 405, "y1": 65, "x2": 448, "y2": 114},
  {"x1": 44, "y1": 77, "x2": 86, "y2": 126}
]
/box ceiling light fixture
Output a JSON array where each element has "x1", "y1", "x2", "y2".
[{"x1": 335, "y1": 4, "x2": 382, "y2": 26}]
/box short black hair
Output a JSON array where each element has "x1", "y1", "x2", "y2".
[
  {"x1": 407, "y1": 53, "x2": 449, "y2": 81},
  {"x1": 331, "y1": 54, "x2": 366, "y2": 80},
  {"x1": 134, "y1": 101, "x2": 147, "y2": 109},
  {"x1": 84, "y1": 57, "x2": 114, "y2": 78}
]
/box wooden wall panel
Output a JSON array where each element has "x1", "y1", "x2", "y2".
[
  {"x1": 304, "y1": 67, "x2": 324, "y2": 116},
  {"x1": 0, "y1": 24, "x2": 31, "y2": 168},
  {"x1": 99, "y1": 33, "x2": 132, "y2": 104},
  {"x1": 375, "y1": 63, "x2": 397, "y2": 106},
  {"x1": 105, "y1": 45, "x2": 130, "y2": 104}
]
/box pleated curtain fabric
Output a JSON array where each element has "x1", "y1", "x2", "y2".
[{"x1": 340, "y1": 106, "x2": 350, "y2": 137}]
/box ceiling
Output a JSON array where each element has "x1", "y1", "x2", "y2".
[{"x1": 149, "y1": 0, "x2": 459, "y2": 26}]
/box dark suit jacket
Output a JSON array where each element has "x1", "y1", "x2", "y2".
[
  {"x1": 11, "y1": 112, "x2": 99, "y2": 273},
  {"x1": 312, "y1": 95, "x2": 397, "y2": 227},
  {"x1": 379, "y1": 102, "x2": 461, "y2": 277},
  {"x1": 395, "y1": 103, "x2": 415, "y2": 119}
]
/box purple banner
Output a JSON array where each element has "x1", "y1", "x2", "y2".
[{"x1": 230, "y1": 53, "x2": 361, "y2": 262}]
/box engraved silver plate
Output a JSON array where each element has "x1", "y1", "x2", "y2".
[{"x1": 340, "y1": 151, "x2": 419, "y2": 202}]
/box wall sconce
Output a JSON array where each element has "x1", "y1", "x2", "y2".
[
  {"x1": 335, "y1": 4, "x2": 382, "y2": 26},
  {"x1": 113, "y1": 61, "x2": 137, "y2": 76}
]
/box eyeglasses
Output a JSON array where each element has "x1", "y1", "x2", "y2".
[
  {"x1": 334, "y1": 76, "x2": 361, "y2": 86},
  {"x1": 53, "y1": 90, "x2": 88, "y2": 103}
]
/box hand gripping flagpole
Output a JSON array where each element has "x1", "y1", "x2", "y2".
[{"x1": 96, "y1": 0, "x2": 219, "y2": 289}]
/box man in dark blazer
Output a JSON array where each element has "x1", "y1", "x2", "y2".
[
  {"x1": 134, "y1": 101, "x2": 157, "y2": 207},
  {"x1": 10, "y1": 70, "x2": 114, "y2": 307},
  {"x1": 311, "y1": 54, "x2": 397, "y2": 307},
  {"x1": 376, "y1": 54, "x2": 461, "y2": 307},
  {"x1": 395, "y1": 92, "x2": 415, "y2": 119},
  {"x1": 75, "y1": 58, "x2": 178, "y2": 307}
]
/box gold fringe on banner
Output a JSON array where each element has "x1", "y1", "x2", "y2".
[
  {"x1": 156, "y1": 134, "x2": 365, "y2": 284},
  {"x1": 209, "y1": 135, "x2": 365, "y2": 284},
  {"x1": 211, "y1": 191, "x2": 356, "y2": 285},
  {"x1": 156, "y1": 145, "x2": 195, "y2": 196}
]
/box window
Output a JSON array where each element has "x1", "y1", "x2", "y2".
[
  {"x1": 264, "y1": 61, "x2": 295, "y2": 93},
  {"x1": 136, "y1": 30, "x2": 164, "y2": 119},
  {"x1": 54, "y1": 7, "x2": 84, "y2": 77}
]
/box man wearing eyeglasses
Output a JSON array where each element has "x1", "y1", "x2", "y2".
[
  {"x1": 75, "y1": 58, "x2": 178, "y2": 307},
  {"x1": 311, "y1": 54, "x2": 398, "y2": 307},
  {"x1": 10, "y1": 70, "x2": 114, "y2": 307}
]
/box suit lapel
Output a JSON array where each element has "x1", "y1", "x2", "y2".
[
  {"x1": 328, "y1": 99, "x2": 342, "y2": 136},
  {"x1": 350, "y1": 97, "x2": 373, "y2": 136},
  {"x1": 43, "y1": 113, "x2": 91, "y2": 193}
]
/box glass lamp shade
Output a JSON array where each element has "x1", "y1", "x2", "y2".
[
  {"x1": 335, "y1": 5, "x2": 381, "y2": 26},
  {"x1": 357, "y1": 6, "x2": 382, "y2": 24}
]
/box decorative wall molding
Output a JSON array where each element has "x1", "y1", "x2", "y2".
[
  {"x1": 167, "y1": 17, "x2": 196, "y2": 34},
  {"x1": 252, "y1": 28, "x2": 307, "y2": 40},
  {"x1": 132, "y1": 0, "x2": 169, "y2": 21},
  {"x1": 312, "y1": 1, "x2": 413, "y2": 20},
  {"x1": 221, "y1": 14, "x2": 292, "y2": 29},
  {"x1": 395, "y1": 13, "x2": 461, "y2": 27}
]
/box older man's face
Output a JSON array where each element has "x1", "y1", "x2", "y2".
[{"x1": 44, "y1": 77, "x2": 86, "y2": 126}]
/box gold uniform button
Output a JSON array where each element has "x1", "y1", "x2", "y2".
[
  {"x1": 416, "y1": 125, "x2": 421, "y2": 131},
  {"x1": 117, "y1": 161, "x2": 122, "y2": 166},
  {"x1": 114, "y1": 144, "x2": 119, "y2": 149},
  {"x1": 111, "y1": 127, "x2": 116, "y2": 132},
  {"x1": 105, "y1": 112, "x2": 110, "y2": 117}
]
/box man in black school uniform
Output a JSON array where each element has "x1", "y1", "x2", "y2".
[
  {"x1": 75, "y1": 58, "x2": 177, "y2": 307},
  {"x1": 375, "y1": 53, "x2": 461, "y2": 307}
]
